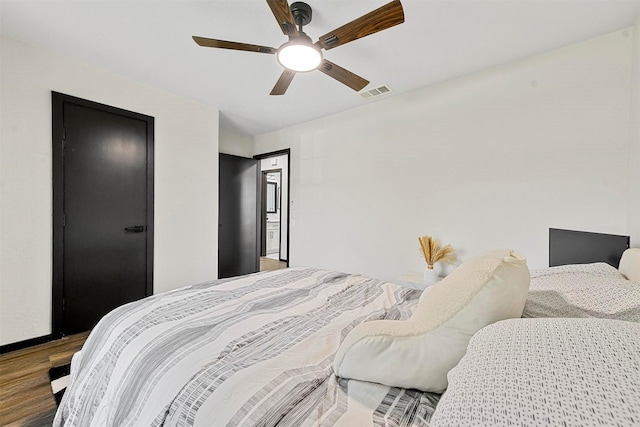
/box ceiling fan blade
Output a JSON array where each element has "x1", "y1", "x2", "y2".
[
  {"x1": 270, "y1": 69, "x2": 296, "y2": 95},
  {"x1": 316, "y1": 0, "x2": 404, "y2": 50},
  {"x1": 192, "y1": 36, "x2": 277, "y2": 54},
  {"x1": 266, "y1": 0, "x2": 299, "y2": 37},
  {"x1": 318, "y1": 60, "x2": 369, "y2": 91}
]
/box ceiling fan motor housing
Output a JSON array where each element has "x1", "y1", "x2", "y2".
[{"x1": 290, "y1": 2, "x2": 312, "y2": 28}]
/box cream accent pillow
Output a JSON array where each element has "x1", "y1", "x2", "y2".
[
  {"x1": 619, "y1": 248, "x2": 640, "y2": 283},
  {"x1": 333, "y1": 249, "x2": 530, "y2": 393}
]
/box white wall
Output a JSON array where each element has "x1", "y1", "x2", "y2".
[
  {"x1": 255, "y1": 29, "x2": 635, "y2": 280},
  {"x1": 630, "y1": 18, "x2": 640, "y2": 246},
  {"x1": 219, "y1": 129, "x2": 253, "y2": 158},
  {"x1": 0, "y1": 36, "x2": 219, "y2": 346}
]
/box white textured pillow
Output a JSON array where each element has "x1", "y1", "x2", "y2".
[
  {"x1": 523, "y1": 263, "x2": 640, "y2": 322},
  {"x1": 619, "y1": 248, "x2": 640, "y2": 283},
  {"x1": 431, "y1": 318, "x2": 640, "y2": 427},
  {"x1": 333, "y1": 249, "x2": 530, "y2": 393}
]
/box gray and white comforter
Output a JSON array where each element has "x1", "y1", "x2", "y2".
[{"x1": 54, "y1": 267, "x2": 440, "y2": 426}]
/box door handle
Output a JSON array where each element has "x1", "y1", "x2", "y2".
[{"x1": 124, "y1": 225, "x2": 145, "y2": 233}]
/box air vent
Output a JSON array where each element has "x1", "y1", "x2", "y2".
[{"x1": 359, "y1": 84, "x2": 393, "y2": 99}]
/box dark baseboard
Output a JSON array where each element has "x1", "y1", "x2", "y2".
[{"x1": 0, "y1": 334, "x2": 54, "y2": 355}]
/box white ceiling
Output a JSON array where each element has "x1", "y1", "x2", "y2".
[{"x1": 2, "y1": 0, "x2": 639, "y2": 136}]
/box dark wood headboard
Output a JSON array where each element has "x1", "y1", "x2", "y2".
[{"x1": 549, "y1": 228, "x2": 630, "y2": 268}]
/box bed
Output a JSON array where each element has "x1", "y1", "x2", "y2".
[
  {"x1": 55, "y1": 230, "x2": 639, "y2": 426},
  {"x1": 432, "y1": 229, "x2": 640, "y2": 426},
  {"x1": 523, "y1": 228, "x2": 638, "y2": 321},
  {"x1": 54, "y1": 269, "x2": 441, "y2": 426}
]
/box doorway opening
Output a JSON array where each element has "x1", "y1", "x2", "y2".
[{"x1": 254, "y1": 150, "x2": 290, "y2": 273}]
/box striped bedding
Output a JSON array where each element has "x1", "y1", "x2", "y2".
[{"x1": 54, "y1": 268, "x2": 440, "y2": 426}]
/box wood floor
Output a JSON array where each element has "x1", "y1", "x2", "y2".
[
  {"x1": 260, "y1": 256, "x2": 287, "y2": 272},
  {"x1": 0, "y1": 332, "x2": 89, "y2": 427}
]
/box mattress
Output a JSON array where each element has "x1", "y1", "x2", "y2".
[{"x1": 54, "y1": 267, "x2": 440, "y2": 426}]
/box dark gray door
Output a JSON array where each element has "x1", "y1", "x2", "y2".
[
  {"x1": 218, "y1": 153, "x2": 259, "y2": 278},
  {"x1": 52, "y1": 93, "x2": 154, "y2": 335}
]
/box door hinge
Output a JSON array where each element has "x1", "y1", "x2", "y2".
[
  {"x1": 62, "y1": 298, "x2": 66, "y2": 311},
  {"x1": 62, "y1": 127, "x2": 66, "y2": 141},
  {"x1": 63, "y1": 214, "x2": 66, "y2": 227}
]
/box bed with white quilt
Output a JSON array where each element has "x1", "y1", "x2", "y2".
[{"x1": 55, "y1": 236, "x2": 640, "y2": 427}]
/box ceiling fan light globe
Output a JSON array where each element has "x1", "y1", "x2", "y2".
[{"x1": 277, "y1": 42, "x2": 322, "y2": 72}]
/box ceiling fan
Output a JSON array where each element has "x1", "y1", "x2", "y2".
[{"x1": 193, "y1": 0, "x2": 405, "y2": 95}]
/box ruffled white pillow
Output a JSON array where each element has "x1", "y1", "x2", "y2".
[{"x1": 333, "y1": 249, "x2": 530, "y2": 393}]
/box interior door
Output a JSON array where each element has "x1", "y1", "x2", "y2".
[
  {"x1": 52, "y1": 93, "x2": 154, "y2": 336},
  {"x1": 218, "y1": 153, "x2": 260, "y2": 278}
]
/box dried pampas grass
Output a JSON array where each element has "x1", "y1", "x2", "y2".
[{"x1": 418, "y1": 235, "x2": 456, "y2": 269}]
